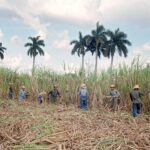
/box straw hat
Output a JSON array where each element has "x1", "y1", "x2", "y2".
[
  {"x1": 21, "y1": 85, "x2": 25, "y2": 89},
  {"x1": 133, "y1": 84, "x2": 140, "y2": 89},
  {"x1": 80, "y1": 83, "x2": 86, "y2": 88},
  {"x1": 39, "y1": 91, "x2": 46, "y2": 95},
  {"x1": 110, "y1": 84, "x2": 115, "y2": 88},
  {"x1": 9, "y1": 82, "x2": 13, "y2": 85},
  {"x1": 54, "y1": 84, "x2": 58, "y2": 88}
]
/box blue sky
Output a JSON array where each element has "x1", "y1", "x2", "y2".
[{"x1": 0, "y1": 0, "x2": 150, "y2": 73}]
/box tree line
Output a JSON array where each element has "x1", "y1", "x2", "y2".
[
  {"x1": 0, "y1": 22, "x2": 131, "y2": 76},
  {"x1": 70, "y1": 22, "x2": 131, "y2": 75},
  {"x1": 0, "y1": 36, "x2": 45, "y2": 76}
]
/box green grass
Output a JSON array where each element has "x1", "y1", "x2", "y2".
[{"x1": 0, "y1": 58, "x2": 150, "y2": 112}]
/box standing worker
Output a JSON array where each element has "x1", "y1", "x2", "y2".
[
  {"x1": 106, "y1": 84, "x2": 121, "y2": 111},
  {"x1": 38, "y1": 91, "x2": 46, "y2": 104},
  {"x1": 19, "y1": 85, "x2": 27, "y2": 101},
  {"x1": 48, "y1": 85, "x2": 61, "y2": 103},
  {"x1": 78, "y1": 83, "x2": 88, "y2": 109},
  {"x1": 8, "y1": 82, "x2": 14, "y2": 99},
  {"x1": 130, "y1": 84, "x2": 143, "y2": 117}
]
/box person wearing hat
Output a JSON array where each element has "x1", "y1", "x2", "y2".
[
  {"x1": 130, "y1": 84, "x2": 143, "y2": 117},
  {"x1": 106, "y1": 84, "x2": 121, "y2": 111},
  {"x1": 19, "y1": 85, "x2": 27, "y2": 101},
  {"x1": 38, "y1": 91, "x2": 46, "y2": 104},
  {"x1": 47, "y1": 85, "x2": 61, "y2": 103},
  {"x1": 78, "y1": 83, "x2": 88, "y2": 109},
  {"x1": 7, "y1": 82, "x2": 14, "y2": 99}
]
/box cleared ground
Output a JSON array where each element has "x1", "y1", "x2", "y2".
[{"x1": 0, "y1": 100, "x2": 150, "y2": 150}]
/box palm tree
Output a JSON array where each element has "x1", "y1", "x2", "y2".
[
  {"x1": 106, "y1": 28, "x2": 131, "y2": 68},
  {"x1": 0, "y1": 42, "x2": 6, "y2": 60},
  {"x1": 25, "y1": 36, "x2": 45, "y2": 75},
  {"x1": 85, "y1": 22, "x2": 107, "y2": 75},
  {"x1": 70, "y1": 32, "x2": 86, "y2": 71}
]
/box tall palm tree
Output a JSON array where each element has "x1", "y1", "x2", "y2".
[
  {"x1": 25, "y1": 36, "x2": 45, "y2": 75},
  {"x1": 106, "y1": 28, "x2": 131, "y2": 68},
  {"x1": 70, "y1": 32, "x2": 86, "y2": 71},
  {"x1": 85, "y1": 22, "x2": 107, "y2": 75},
  {"x1": 0, "y1": 42, "x2": 6, "y2": 60}
]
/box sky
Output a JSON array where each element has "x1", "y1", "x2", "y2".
[{"x1": 0, "y1": 0, "x2": 150, "y2": 74}]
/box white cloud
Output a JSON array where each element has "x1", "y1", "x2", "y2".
[
  {"x1": 52, "y1": 30, "x2": 71, "y2": 50},
  {"x1": 100, "y1": 0, "x2": 150, "y2": 27},
  {"x1": 1, "y1": 0, "x2": 150, "y2": 31},
  {"x1": 0, "y1": 0, "x2": 48, "y2": 39},
  {"x1": 1, "y1": 55, "x2": 22, "y2": 69},
  {"x1": 1, "y1": 0, "x2": 100, "y2": 31},
  {"x1": 130, "y1": 43, "x2": 150, "y2": 67},
  {"x1": 132, "y1": 42, "x2": 150, "y2": 56},
  {"x1": 10, "y1": 35, "x2": 21, "y2": 44},
  {"x1": 53, "y1": 39, "x2": 70, "y2": 49},
  {"x1": 143, "y1": 43, "x2": 150, "y2": 52},
  {"x1": 43, "y1": 52, "x2": 50, "y2": 62},
  {"x1": 15, "y1": 11, "x2": 48, "y2": 39},
  {"x1": 0, "y1": 29, "x2": 4, "y2": 40},
  {"x1": 27, "y1": 0, "x2": 100, "y2": 25},
  {"x1": 132, "y1": 48, "x2": 142, "y2": 56}
]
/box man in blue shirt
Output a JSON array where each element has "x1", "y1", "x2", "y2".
[
  {"x1": 78, "y1": 83, "x2": 88, "y2": 109},
  {"x1": 130, "y1": 84, "x2": 143, "y2": 117},
  {"x1": 19, "y1": 86, "x2": 27, "y2": 101},
  {"x1": 38, "y1": 91, "x2": 46, "y2": 104}
]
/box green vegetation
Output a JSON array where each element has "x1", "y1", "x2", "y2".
[
  {"x1": 85, "y1": 22, "x2": 107, "y2": 75},
  {"x1": 0, "y1": 42, "x2": 6, "y2": 60},
  {"x1": 0, "y1": 58, "x2": 150, "y2": 112},
  {"x1": 25, "y1": 36, "x2": 45, "y2": 76},
  {"x1": 70, "y1": 22, "x2": 131, "y2": 76},
  {"x1": 106, "y1": 28, "x2": 131, "y2": 68},
  {"x1": 0, "y1": 17, "x2": 148, "y2": 150},
  {"x1": 70, "y1": 32, "x2": 86, "y2": 72}
]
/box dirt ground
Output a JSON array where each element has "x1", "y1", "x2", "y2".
[{"x1": 0, "y1": 100, "x2": 150, "y2": 150}]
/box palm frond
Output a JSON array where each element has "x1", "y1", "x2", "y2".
[
  {"x1": 0, "y1": 49, "x2": 4, "y2": 53},
  {"x1": 71, "y1": 44, "x2": 79, "y2": 55},
  {"x1": 79, "y1": 32, "x2": 83, "y2": 42},
  {"x1": 121, "y1": 39, "x2": 132, "y2": 46},
  {"x1": 70, "y1": 40, "x2": 78, "y2": 45},
  {"x1": 24, "y1": 43, "x2": 32, "y2": 47},
  {"x1": 28, "y1": 37, "x2": 34, "y2": 41},
  {"x1": 37, "y1": 40, "x2": 45, "y2": 46},
  {"x1": 37, "y1": 47, "x2": 44, "y2": 56},
  {"x1": 27, "y1": 48, "x2": 33, "y2": 57},
  {"x1": 36, "y1": 36, "x2": 41, "y2": 40},
  {"x1": 0, "y1": 52, "x2": 4, "y2": 59}
]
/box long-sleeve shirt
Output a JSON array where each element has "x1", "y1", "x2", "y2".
[
  {"x1": 107, "y1": 89, "x2": 120, "y2": 97},
  {"x1": 48, "y1": 89, "x2": 60, "y2": 98},
  {"x1": 19, "y1": 89, "x2": 26, "y2": 101},
  {"x1": 79, "y1": 88, "x2": 88, "y2": 100},
  {"x1": 130, "y1": 90, "x2": 143, "y2": 103}
]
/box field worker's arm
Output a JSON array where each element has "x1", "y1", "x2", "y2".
[
  {"x1": 106, "y1": 91, "x2": 112, "y2": 98},
  {"x1": 47, "y1": 91, "x2": 51, "y2": 99},
  {"x1": 139, "y1": 92, "x2": 144, "y2": 97},
  {"x1": 129, "y1": 93, "x2": 133, "y2": 101},
  {"x1": 77, "y1": 90, "x2": 81, "y2": 107},
  {"x1": 116, "y1": 90, "x2": 121, "y2": 97},
  {"x1": 58, "y1": 90, "x2": 61, "y2": 97}
]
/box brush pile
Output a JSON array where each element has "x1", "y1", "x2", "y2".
[{"x1": 0, "y1": 100, "x2": 150, "y2": 150}]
